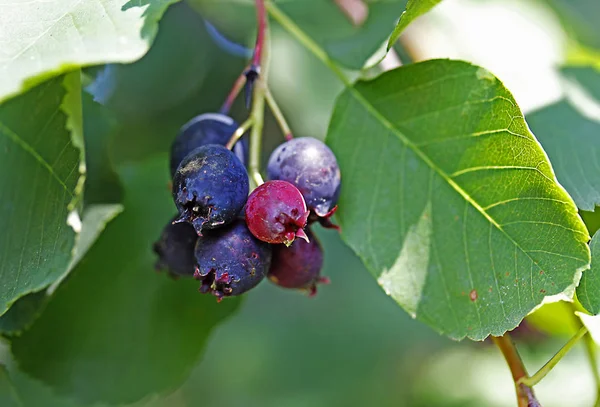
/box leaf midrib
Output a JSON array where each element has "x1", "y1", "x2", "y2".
[{"x1": 344, "y1": 82, "x2": 587, "y2": 272}]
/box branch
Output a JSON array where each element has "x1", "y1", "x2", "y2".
[{"x1": 492, "y1": 333, "x2": 542, "y2": 407}]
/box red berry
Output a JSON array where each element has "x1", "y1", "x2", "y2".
[{"x1": 245, "y1": 180, "x2": 309, "y2": 245}]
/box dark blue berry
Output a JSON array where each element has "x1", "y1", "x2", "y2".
[
  {"x1": 194, "y1": 220, "x2": 272, "y2": 300},
  {"x1": 170, "y1": 113, "x2": 248, "y2": 177},
  {"x1": 173, "y1": 144, "x2": 249, "y2": 234},
  {"x1": 268, "y1": 228, "x2": 328, "y2": 296},
  {"x1": 267, "y1": 137, "x2": 341, "y2": 217},
  {"x1": 153, "y1": 216, "x2": 197, "y2": 277}
]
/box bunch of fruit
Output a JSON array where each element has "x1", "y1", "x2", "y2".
[{"x1": 153, "y1": 113, "x2": 341, "y2": 301}]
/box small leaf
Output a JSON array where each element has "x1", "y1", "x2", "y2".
[
  {"x1": 527, "y1": 101, "x2": 600, "y2": 211},
  {"x1": 578, "y1": 230, "x2": 600, "y2": 314},
  {"x1": 0, "y1": 76, "x2": 81, "y2": 316},
  {"x1": 387, "y1": 0, "x2": 443, "y2": 51},
  {"x1": 576, "y1": 311, "x2": 600, "y2": 345},
  {"x1": 11, "y1": 156, "x2": 241, "y2": 405},
  {"x1": 562, "y1": 65, "x2": 600, "y2": 103},
  {"x1": 326, "y1": 59, "x2": 590, "y2": 340},
  {"x1": 0, "y1": 0, "x2": 178, "y2": 103}
]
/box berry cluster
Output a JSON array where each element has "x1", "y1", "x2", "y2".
[{"x1": 153, "y1": 113, "x2": 341, "y2": 301}]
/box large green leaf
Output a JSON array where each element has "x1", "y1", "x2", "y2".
[
  {"x1": 527, "y1": 101, "x2": 600, "y2": 211},
  {"x1": 326, "y1": 59, "x2": 590, "y2": 341},
  {"x1": 188, "y1": 0, "x2": 407, "y2": 70},
  {"x1": 11, "y1": 156, "x2": 241, "y2": 405},
  {"x1": 578, "y1": 230, "x2": 600, "y2": 314},
  {"x1": 0, "y1": 76, "x2": 81, "y2": 316},
  {"x1": 0, "y1": 0, "x2": 178, "y2": 103},
  {"x1": 386, "y1": 0, "x2": 443, "y2": 51}
]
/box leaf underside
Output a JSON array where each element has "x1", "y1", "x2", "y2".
[
  {"x1": 578, "y1": 230, "x2": 600, "y2": 315},
  {"x1": 326, "y1": 59, "x2": 590, "y2": 341},
  {"x1": 387, "y1": 0, "x2": 443, "y2": 51}
]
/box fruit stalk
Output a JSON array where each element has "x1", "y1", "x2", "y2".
[
  {"x1": 491, "y1": 333, "x2": 541, "y2": 407},
  {"x1": 265, "y1": 88, "x2": 293, "y2": 140},
  {"x1": 248, "y1": 0, "x2": 270, "y2": 187},
  {"x1": 220, "y1": 68, "x2": 248, "y2": 114},
  {"x1": 225, "y1": 117, "x2": 253, "y2": 150},
  {"x1": 252, "y1": 0, "x2": 267, "y2": 69}
]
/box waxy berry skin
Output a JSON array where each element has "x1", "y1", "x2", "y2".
[
  {"x1": 268, "y1": 228, "x2": 328, "y2": 295},
  {"x1": 245, "y1": 180, "x2": 309, "y2": 245},
  {"x1": 194, "y1": 220, "x2": 272, "y2": 300},
  {"x1": 267, "y1": 137, "x2": 341, "y2": 217},
  {"x1": 153, "y1": 217, "x2": 198, "y2": 277},
  {"x1": 173, "y1": 144, "x2": 249, "y2": 235},
  {"x1": 170, "y1": 113, "x2": 248, "y2": 177}
]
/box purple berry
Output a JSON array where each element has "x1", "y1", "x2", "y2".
[
  {"x1": 268, "y1": 228, "x2": 329, "y2": 296},
  {"x1": 245, "y1": 180, "x2": 309, "y2": 245},
  {"x1": 267, "y1": 137, "x2": 341, "y2": 218},
  {"x1": 170, "y1": 113, "x2": 248, "y2": 177},
  {"x1": 194, "y1": 220, "x2": 272, "y2": 300},
  {"x1": 173, "y1": 144, "x2": 249, "y2": 234},
  {"x1": 152, "y1": 216, "x2": 198, "y2": 277}
]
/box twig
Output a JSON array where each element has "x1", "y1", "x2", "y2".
[{"x1": 492, "y1": 333, "x2": 542, "y2": 407}]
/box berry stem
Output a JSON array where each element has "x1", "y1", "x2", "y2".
[
  {"x1": 518, "y1": 326, "x2": 587, "y2": 387},
  {"x1": 225, "y1": 117, "x2": 254, "y2": 150},
  {"x1": 491, "y1": 333, "x2": 540, "y2": 407},
  {"x1": 266, "y1": 2, "x2": 352, "y2": 88},
  {"x1": 220, "y1": 67, "x2": 248, "y2": 114},
  {"x1": 252, "y1": 0, "x2": 267, "y2": 69},
  {"x1": 265, "y1": 87, "x2": 293, "y2": 140},
  {"x1": 248, "y1": 0, "x2": 270, "y2": 187}
]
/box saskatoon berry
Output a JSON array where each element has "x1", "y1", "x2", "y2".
[
  {"x1": 194, "y1": 220, "x2": 272, "y2": 300},
  {"x1": 152, "y1": 216, "x2": 198, "y2": 277},
  {"x1": 267, "y1": 137, "x2": 341, "y2": 217},
  {"x1": 173, "y1": 144, "x2": 249, "y2": 234},
  {"x1": 170, "y1": 113, "x2": 248, "y2": 177},
  {"x1": 245, "y1": 180, "x2": 309, "y2": 245},
  {"x1": 268, "y1": 228, "x2": 329, "y2": 296}
]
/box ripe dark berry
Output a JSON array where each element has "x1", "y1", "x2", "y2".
[
  {"x1": 152, "y1": 216, "x2": 198, "y2": 277},
  {"x1": 245, "y1": 180, "x2": 309, "y2": 245},
  {"x1": 170, "y1": 113, "x2": 248, "y2": 177},
  {"x1": 194, "y1": 220, "x2": 272, "y2": 300},
  {"x1": 267, "y1": 137, "x2": 341, "y2": 217},
  {"x1": 268, "y1": 228, "x2": 329, "y2": 296},
  {"x1": 173, "y1": 144, "x2": 249, "y2": 234}
]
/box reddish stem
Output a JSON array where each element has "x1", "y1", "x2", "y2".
[
  {"x1": 220, "y1": 68, "x2": 248, "y2": 114},
  {"x1": 252, "y1": 0, "x2": 267, "y2": 69},
  {"x1": 492, "y1": 334, "x2": 542, "y2": 407}
]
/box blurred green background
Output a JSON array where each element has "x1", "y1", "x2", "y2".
[{"x1": 3, "y1": 0, "x2": 600, "y2": 406}]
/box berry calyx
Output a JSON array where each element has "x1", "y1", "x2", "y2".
[
  {"x1": 268, "y1": 228, "x2": 329, "y2": 296},
  {"x1": 267, "y1": 137, "x2": 341, "y2": 218},
  {"x1": 194, "y1": 220, "x2": 272, "y2": 301},
  {"x1": 170, "y1": 113, "x2": 248, "y2": 177},
  {"x1": 153, "y1": 216, "x2": 198, "y2": 277},
  {"x1": 245, "y1": 180, "x2": 309, "y2": 245},
  {"x1": 173, "y1": 144, "x2": 249, "y2": 235}
]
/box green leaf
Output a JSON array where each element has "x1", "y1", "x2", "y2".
[
  {"x1": 578, "y1": 230, "x2": 600, "y2": 314},
  {"x1": 326, "y1": 59, "x2": 590, "y2": 341},
  {"x1": 0, "y1": 365, "x2": 21, "y2": 407},
  {"x1": 526, "y1": 300, "x2": 580, "y2": 337},
  {"x1": 189, "y1": 0, "x2": 407, "y2": 70},
  {"x1": 11, "y1": 156, "x2": 241, "y2": 405},
  {"x1": 546, "y1": 0, "x2": 600, "y2": 50},
  {"x1": 562, "y1": 65, "x2": 600, "y2": 103},
  {"x1": 0, "y1": 76, "x2": 81, "y2": 316},
  {"x1": 527, "y1": 101, "x2": 600, "y2": 211},
  {"x1": 0, "y1": 0, "x2": 178, "y2": 104},
  {"x1": 0, "y1": 292, "x2": 47, "y2": 336},
  {"x1": 386, "y1": 0, "x2": 443, "y2": 51}
]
